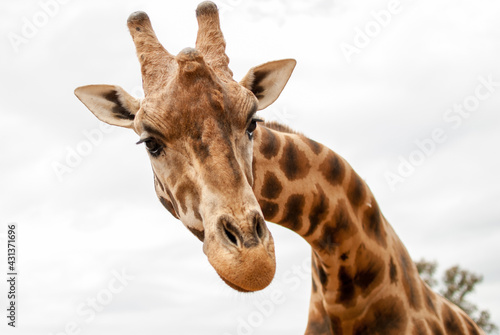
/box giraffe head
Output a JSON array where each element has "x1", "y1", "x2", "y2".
[{"x1": 74, "y1": 2, "x2": 295, "y2": 292}]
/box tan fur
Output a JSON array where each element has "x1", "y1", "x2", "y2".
[
  {"x1": 74, "y1": 3, "x2": 485, "y2": 334},
  {"x1": 251, "y1": 125, "x2": 485, "y2": 334}
]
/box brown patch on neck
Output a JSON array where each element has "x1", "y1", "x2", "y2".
[
  {"x1": 353, "y1": 244, "x2": 385, "y2": 298},
  {"x1": 313, "y1": 199, "x2": 357, "y2": 255},
  {"x1": 397, "y1": 244, "x2": 422, "y2": 311},
  {"x1": 362, "y1": 197, "x2": 387, "y2": 247},
  {"x1": 258, "y1": 199, "x2": 279, "y2": 220},
  {"x1": 389, "y1": 257, "x2": 398, "y2": 284},
  {"x1": 303, "y1": 137, "x2": 324, "y2": 155},
  {"x1": 319, "y1": 151, "x2": 346, "y2": 186},
  {"x1": 278, "y1": 194, "x2": 306, "y2": 231},
  {"x1": 278, "y1": 138, "x2": 311, "y2": 180},
  {"x1": 334, "y1": 243, "x2": 385, "y2": 308},
  {"x1": 352, "y1": 296, "x2": 408, "y2": 335},
  {"x1": 412, "y1": 319, "x2": 428, "y2": 335},
  {"x1": 304, "y1": 184, "x2": 329, "y2": 237},
  {"x1": 260, "y1": 171, "x2": 283, "y2": 199},
  {"x1": 422, "y1": 284, "x2": 437, "y2": 315},
  {"x1": 441, "y1": 303, "x2": 466, "y2": 335},
  {"x1": 305, "y1": 300, "x2": 336, "y2": 335},
  {"x1": 426, "y1": 318, "x2": 445, "y2": 335},
  {"x1": 259, "y1": 127, "x2": 281, "y2": 159},
  {"x1": 347, "y1": 171, "x2": 366, "y2": 209},
  {"x1": 462, "y1": 316, "x2": 482, "y2": 335}
]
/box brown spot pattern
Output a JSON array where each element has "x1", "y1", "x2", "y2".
[
  {"x1": 314, "y1": 200, "x2": 356, "y2": 254},
  {"x1": 260, "y1": 171, "x2": 283, "y2": 199},
  {"x1": 335, "y1": 244, "x2": 385, "y2": 307},
  {"x1": 362, "y1": 198, "x2": 387, "y2": 247},
  {"x1": 347, "y1": 171, "x2": 366, "y2": 209},
  {"x1": 423, "y1": 285, "x2": 437, "y2": 314},
  {"x1": 389, "y1": 257, "x2": 398, "y2": 284},
  {"x1": 463, "y1": 316, "x2": 481, "y2": 335},
  {"x1": 441, "y1": 303, "x2": 465, "y2": 335},
  {"x1": 259, "y1": 199, "x2": 279, "y2": 221},
  {"x1": 278, "y1": 194, "x2": 306, "y2": 231},
  {"x1": 319, "y1": 151, "x2": 345, "y2": 186},
  {"x1": 336, "y1": 266, "x2": 356, "y2": 307},
  {"x1": 352, "y1": 296, "x2": 408, "y2": 335},
  {"x1": 426, "y1": 319, "x2": 445, "y2": 335},
  {"x1": 413, "y1": 319, "x2": 428, "y2": 335},
  {"x1": 259, "y1": 127, "x2": 280, "y2": 159},
  {"x1": 304, "y1": 184, "x2": 329, "y2": 237},
  {"x1": 175, "y1": 179, "x2": 200, "y2": 215},
  {"x1": 305, "y1": 302, "x2": 335, "y2": 335},
  {"x1": 278, "y1": 139, "x2": 311, "y2": 180},
  {"x1": 354, "y1": 244, "x2": 385, "y2": 297},
  {"x1": 329, "y1": 314, "x2": 343, "y2": 335},
  {"x1": 318, "y1": 264, "x2": 328, "y2": 287},
  {"x1": 303, "y1": 137, "x2": 323, "y2": 155},
  {"x1": 399, "y1": 247, "x2": 422, "y2": 310}
]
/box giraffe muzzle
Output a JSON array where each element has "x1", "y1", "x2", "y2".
[{"x1": 204, "y1": 211, "x2": 276, "y2": 292}]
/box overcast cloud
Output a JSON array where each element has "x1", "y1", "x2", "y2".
[{"x1": 1, "y1": 0, "x2": 499, "y2": 334}]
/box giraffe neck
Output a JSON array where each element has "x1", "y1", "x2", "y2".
[{"x1": 251, "y1": 124, "x2": 484, "y2": 335}]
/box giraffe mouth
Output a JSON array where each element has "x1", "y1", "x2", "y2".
[{"x1": 218, "y1": 274, "x2": 251, "y2": 293}]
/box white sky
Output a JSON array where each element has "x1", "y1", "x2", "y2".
[{"x1": 1, "y1": 0, "x2": 499, "y2": 334}]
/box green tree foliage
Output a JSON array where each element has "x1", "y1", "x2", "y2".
[{"x1": 415, "y1": 259, "x2": 498, "y2": 334}]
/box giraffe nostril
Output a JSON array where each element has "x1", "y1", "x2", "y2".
[
  {"x1": 223, "y1": 225, "x2": 238, "y2": 246},
  {"x1": 255, "y1": 218, "x2": 264, "y2": 240}
]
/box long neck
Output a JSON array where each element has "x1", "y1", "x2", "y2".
[{"x1": 251, "y1": 125, "x2": 482, "y2": 334}]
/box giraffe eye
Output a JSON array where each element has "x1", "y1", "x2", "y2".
[
  {"x1": 246, "y1": 118, "x2": 262, "y2": 140},
  {"x1": 137, "y1": 137, "x2": 163, "y2": 157}
]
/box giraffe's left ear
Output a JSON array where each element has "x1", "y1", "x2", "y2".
[
  {"x1": 74, "y1": 85, "x2": 140, "y2": 129},
  {"x1": 240, "y1": 59, "x2": 296, "y2": 111}
]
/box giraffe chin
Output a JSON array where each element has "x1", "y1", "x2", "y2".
[
  {"x1": 208, "y1": 251, "x2": 276, "y2": 292},
  {"x1": 219, "y1": 275, "x2": 251, "y2": 293},
  {"x1": 206, "y1": 247, "x2": 276, "y2": 292}
]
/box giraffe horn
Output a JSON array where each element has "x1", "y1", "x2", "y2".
[
  {"x1": 176, "y1": 47, "x2": 211, "y2": 77},
  {"x1": 195, "y1": 1, "x2": 233, "y2": 77},
  {"x1": 127, "y1": 11, "x2": 174, "y2": 95}
]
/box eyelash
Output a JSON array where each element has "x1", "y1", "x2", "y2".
[{"x1": 136, "y1": 137, "x2": 164, "y2": 157}]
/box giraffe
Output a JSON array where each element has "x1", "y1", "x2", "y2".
[{"x1": 74, "y1": 2, "x2": 485, "y2": 334}]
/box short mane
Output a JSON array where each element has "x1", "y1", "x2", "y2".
[{"x1": 263, "y1": 121, "x2": 299, "y2": 135}]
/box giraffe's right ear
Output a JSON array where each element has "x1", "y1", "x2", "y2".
[
  {"x1": 240, "y1": 59, "x2": 296, "y2": 111},
  {"x1": 74, "y1": 85, "x2": 140, "y2": 129}
]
